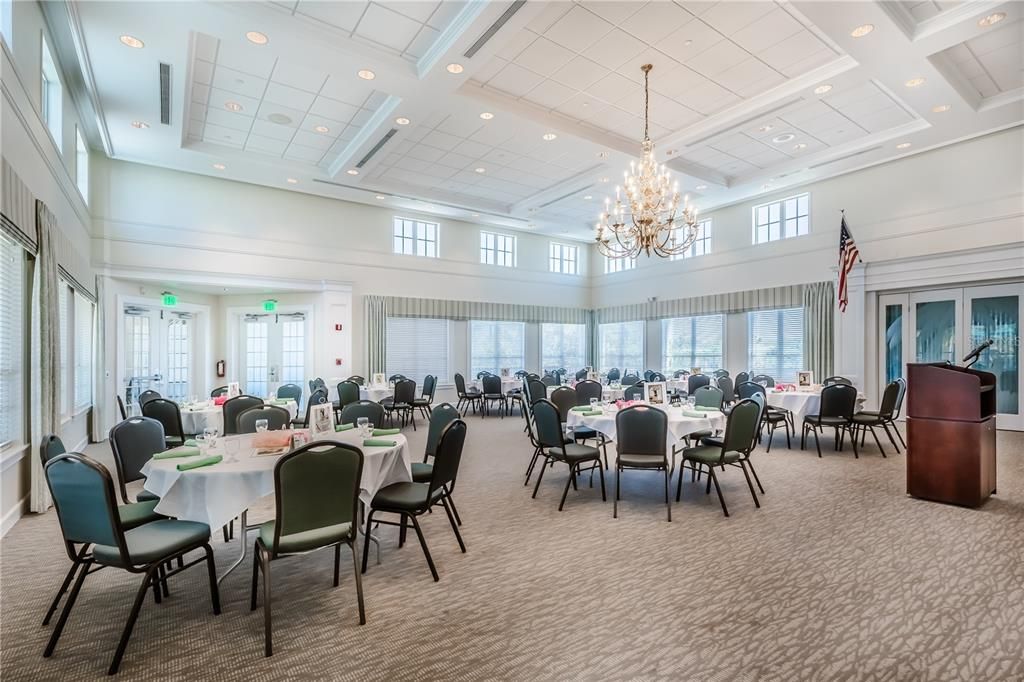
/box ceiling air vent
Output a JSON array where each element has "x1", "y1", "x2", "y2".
[
  {"x1": 537, "y1": 186, "x2": 592, "y2": 210},
  {"x1": 808, "y1": 145, "x2": 883, "y2": 169},
  {"x1": 159, "y1": 63, "x2": 171, "y2": 125},
  {"x1": 356, "y1": 128, "x2": 398, "y2": 168},
  {"x1": 463, "y1": 0, "x2": 526, "y2": 59}
]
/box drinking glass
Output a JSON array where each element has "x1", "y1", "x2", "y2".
[
  {"x1": 223, "y1": 438, "x2": 240, "y2": 463},
  {"x1": 255, "y1": 419, "x2": 269, "y2": 433},
  {"x1": 364, "y1": 422, "x2": 375, "y2": 438},
  {"x1": 204, "y1": 427, "x2": 218, "y2": 450},
  {"x1": 357, "y1": 417, "x2": 368, "y2": 433},
  {"x1": 589, "y1": 398, "x2": 598, "y2": 409}
]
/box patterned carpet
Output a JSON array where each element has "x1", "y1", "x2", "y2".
[{"x1": 2, "y1": 413, "x2": 1023, "y2": 681}]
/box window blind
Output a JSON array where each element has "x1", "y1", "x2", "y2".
[
  {"x1": 0, "y1": 231, "x2": 25, "y2": 447},
  {"x1": 59, "y1": 281, "x2": 70, "y2": 416},
  {"x1": 599, "y1": 321, "x2": 644, "y2": 371},
  {"x1": 73, "y1": 293, "x2": 94, "y2": 410},
  {"x1": 470, "y1": 320, "x2": 524, "y2": 377},
  {"x1": 541, "y1": 323, "x2": 586, "y2": 372},
  {"x1": 748, "y1": 307, "x2": 805, "y2": 382},
  {"x1": 662, "y1": 314, "x2": 724, "y2": 372},
  {"x1": 386, "y1": 317, "x2": 450, "y2": 385}
]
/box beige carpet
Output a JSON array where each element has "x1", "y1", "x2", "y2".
[{"x1": 2, "y1": 413, "x2": 1023, "y2": 681}]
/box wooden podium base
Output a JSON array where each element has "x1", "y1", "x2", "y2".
[{"x1": 906, "y1": 416, "x2": 997, "y2": 507}]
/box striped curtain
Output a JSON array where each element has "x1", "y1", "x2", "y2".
[
  {"x1": 587, "y1": 310, "x2": 599, "y2": 368},
  {"x1": 386, "y1": 296, "x2": 588, "y2": 324},
  {"x1": 364, "y1": 295, "x2": 388, "y2": 376},
  {"x1": 31, "y1": 201, "x2": 61, "y2": 513},
  {"x1": 803, "y1": 281, "x2": 835, "y2": 380},
  {"x1": 596, "y1": 284, "x2": 805, "y2": 324},
  {"x1": 1, "y1": 157, "x2": 37, "y2": 252}
]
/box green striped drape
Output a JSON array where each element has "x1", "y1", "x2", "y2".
[
  {"x1": 595, "y1": 284, "x2": 805, "y2": 324},
  {"x1": 587, "y1": 310, "x2": 598, "y2": 368},
  {"x1": 385, "y1": 295, "x2": 588, "y2": 324},
  {"x1": 364, "y1": 295, "x2": 388, "y2": 376},
  {"x1": 803, "y1": 281, "x2": 835, "y2": 379}
]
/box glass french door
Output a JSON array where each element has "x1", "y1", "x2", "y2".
[
  {"x1": 238, "y1": 313, "x2": 307, "y2": 397},
  {"x1": 123, "y1": 306, "x2": 195, "y2": 409}
]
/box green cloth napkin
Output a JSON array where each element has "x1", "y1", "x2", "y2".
[
  {"x1": 695, "y1": 406, "x2": 720, "y2": 412},
  {"x1": 335, "y1": 423, "x2": 355, "y2": 432},
  {"x1": 362, "y1": 439, "x2": 397, "y2": 448},
  {"x1": 270, "y1": 399, "x2": 289, "y2": 405},
  {"x1": 682, "y1": 410, "x2": 705, "y2": 418},
  {"x1": 569, "y1": 406, "x2": 591, "y2": 412},
  {"x1": 581, "y1": 410, "x2": 603, "y2": 416},
  {"x1": 176, "y1": 455, "x2": 222, "y2": 471},
  {"x1": 372, "y1": 428, "x2": 400, "y2": 436},
  {"x1": 153, "y1": 446, "x2": 201, "y2": 460},
  {"x1": 183, "y1": 439, "x2": 197, "y2": 447}
]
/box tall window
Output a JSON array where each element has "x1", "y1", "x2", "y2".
[
  {"x1": 245, "y1": 319, "x2": 269, "y2": 396},
  {"x1": 470, "y1": 320, "x2": 525, "y2": 376},
  {"x1": 662, "y1": 314, "x2": 724, "y2": 372},
  {"x1": 40, "y1": 36, "x2": 62, "y2": 149},
  {"x1": 599, "y1": 321, "x2": 644, "y2": 371},
  {"x1": 73, "y1": 293, "x2": 94, "y2": 410},
  {"x1": 480, "y1": 231, "x2": 516, "y2": 267},
  {"x1": 75, "y1": 126, "x2": 89, "y2": 202},
  {"x1": 280, "y1": 317, "x2": 305, "y2": 384},
  {"x1": 541, "y1": 323, "x2": 586, "y2": 372},
  {"x1": 393, "y1": 217, "x2": 438, "y2": 257},
  {"x1": 0, "y1": 232, "x2": 25, "y2": 447},
  {"x1": 753, "y1": 193, "x2": 809, "y2": 244},
  {"x1": 748, "y1": 308, "x2": 805, "y2": 382},
  {"x1": 386, "y1": 317, "x2": 450, "y2": 385},
  {"x1": 549, "y1": 243, "x2": 578, "y2": 274},
  {"x1": 165, "y1": 316, "x2": 191, "y2": 401},
  {"x1": 670, "y1": 220, "x2": 712, "y2": 260},
  {"x1": 604, "y1": 256, "x2": 636, "y2": 274},
  {"x1": 59, "y1": 281, "x2": 70, "y2": 415},
  {"x1": 1, "y1": 0, "x2": 13, "y2": 49}
]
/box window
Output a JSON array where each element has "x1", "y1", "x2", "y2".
[
  {"x1": 75, "y1": 127, "x2": 89, "y2": 202},
  {"x1": 40, "y1": 36, "x2": 63, "y2": 149},
  {"x1": 549, "y1": 243, "x2": 578, "y2": 274},
  {"x1": 599, "y1": 321, "x2": 644, "y2": 372},
  {"x1": 1, "y1": 0, "x2": 13, "y2": 49},
  {"x1": 59, "y1": 281, "x2": 70, "y2": 415},
  {"x1": 280, "y1": 318, "x2": 305, "y2": 384},
  {"x1": 480, "y1": 231, "x2": 516, "y2": 267},
  {"x1": 604, "y1": 256, "x2": 636, "y2": 274},
  {"x1": 541, "y1": 323, "x2": 586, "y2": 372},
  {"x1": 393, "y1": 217, "x2": 438, "y2": 257},
  {"x1": 670, "y1": 220, "x2": 712, "y2": 260},
  {"x1": 165, "y1": 315, "x2": 191, "y2": 401},
  {"x1": 662, "y1": 315, "x2": 724, "y2": 373},
  {"x1": 123, "y1": 310, "x2": 151, "y2": 406},
  {"x1": 386, "y1": 317, "x2": 450, "y2": 385},
  {"x1": 748, "y1": 308, "x2": 804, "y2": 382},
  {"x1": 753, "y1": 193, "x2": 809, "y2": 244},
  {"x1": 470, "y1": 320, "x2": 524, "y2": 377},
  {"x1": 73, "y1": 293, "x2": 94, "y2": 411},
  {"x1": 245, "y1": 319, "x2": 269, "y2": 397},
  {"x1": 0, "y1": 231, "x2": 25, "y2": 447}
]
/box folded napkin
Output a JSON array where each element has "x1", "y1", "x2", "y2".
[
  {"x1": 570, "y1": 406, "x2": 592, "y2": 412},
  {"x1": 682, "y1": 410, "x2": 705, "y2": 419},
  {"x1": 253, "y1": 431, "x2": 292, "y2": 448},
  {"x1": 335, "y1": 423, "x2": 356, "y2": 432},
  {"x1": 176, "y1": 455, "x2": 222, "y2": 471},
  {"x1": 153, "y1": 446, "x2": 201, "y2": 460},
  {"x1": 581, "y1": 410, "x2": 603, "y2": 416},
  {"x1": 362, "y1": 439, "x2": 397, "y2": 448},
  {"x1": 269, "y1": 398, "x2": 289, "y2": 405},
  {"x1": 183, "y1": 438, "x2": 198, "y2": 447},
  {"x1": 372, "y1": 428, "x2": 400, "y2": 436},
  {"x1": 695, "y1": 406, "x2": 720, "y2": 412}
]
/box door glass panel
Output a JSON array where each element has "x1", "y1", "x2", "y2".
[
  {"x1": 165, "y1": 318, "x2": 190, "y2": 402},
  {"x1": 245, "y1": 321, "x2": 269, "y2": 396},
  {"x1": 915, "y1": 300, "x2": 956, "y2": 364},
  {"x1": 124, "y1": 313, "x2": 151, "y2": 408},
  {"x1": 970, "y1": 295, "x2": 1019, "y2": 414},
  {"x1": 884, "y1": 304, "x2": 903, "y2": 383}
]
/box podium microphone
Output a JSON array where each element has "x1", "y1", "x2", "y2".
[{"x1": 962, "y1": 339, "x2": 994, "y2": 367}]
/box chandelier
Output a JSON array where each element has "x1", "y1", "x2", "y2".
[{"x1": 596, "y1": 64, "x2": 699, "y2": 260}]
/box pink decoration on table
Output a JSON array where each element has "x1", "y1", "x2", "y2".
[
  {"x1": 252, "y1": 431, "x2": 292, "y2": 448},
  {"x1": 213, "y1": 396, "x2": 228, "y2": 406}
]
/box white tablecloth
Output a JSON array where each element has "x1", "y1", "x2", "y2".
[
  {"x1": 566, "y1": 404, "x2": 726, "y2": 450},
  {"x1": 141, "y1": 432, "x2": 412, "y2": 531},
  {"x1": 602, "y1": 386, "x2": 625, "y2": 401},
  {"x1": 360, "y1": 386, "x2": 394, "y2": 402},
  {"x1": 179, "y1": 399, "x2": 298, "y2": 435},
  {"x1": 472, "y1": 378, "x2": 522, "y2": 393},
  {"x1": 766, "y1": 390, "x2": 865, "y2": 423}
]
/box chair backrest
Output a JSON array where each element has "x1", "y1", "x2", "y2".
[
  {"x1": 454, "y1": 373, "x2": 469, "y2": 395},
  {"x1": 340, "y1": 400, "x2": 385, "y2": 425},
  {"x1": 428, "y1": 420, "x2": 467, "y2": 494},
  {"x1": 388, "y1": 374, "x2": 407, "y2": 383},
  {"x1": 575, "y1": 380, "x2": 602, "y2": 405},
  {"x1": 45, "y1": 453, "x2": 127, "y2": 563},
  {"x1": 823, "y1": 375, "x2": 852, "y2": 386},
  {"x1": 393, "y1": 378, "x2": 417, "y2": 404},
  {"x1": 621, "y1": 373, "x2": 640, "y2": 386},
  {"x1": 482, "y1": 375, "x2": 502, "y2": 394},
  {"x1": 643, "y1": 370, "x2": 655, "y2": 381},
  {"x1": 713, "y1": 369, "x2": 730, "y2": 378},
  {"x1": 300, "y1": 388, "x2": 329, "y2": 426},
  {"x1": 877, "y1": 380, "x2": 900, "y2": 419},
  {"x1": 309, "y1": 378, "x2": 327, "y2": 393},
  {"x1": 717, "y1": 376, "x2": 734, "y2": 399},
  {"x1": 142, "y1": 398, "x2": 185, "y2": 441},
  {"x1": 271, "y1": 442, "x2": 362, "y2": 557},
  {"x1": 515, "y1": 370, "x2": 528, "y2": 379},
  {"x1": 673, "y1": 369, "x2": 689, "y2": 379},
  {"x1": 346, "y1": 375, "x2": 365, "y2": 386},
  {"x1": 721, "y1": 399, "x2": 761, "y2": 455},
  {"x1": 137, "y1": 389, "x2": 161, "y2": 406},
  {"x1": 606, "y1": 368, "x2": 621, "y2": 382},
  {"x1": 109, "y1": 416, "x2": 165, "y2": 503},
  {"x1": 737, "y1": 381, "x2": 766, "y2": 400},
  {"x1": 116, "y1": 395, "x2": 128, "y2": 420},
  {"x1": 476, "y1": 371, "x2": 490, "y2": 380},
  {"x1": 893, "y1": 377, "x2": 907, "y2": 418},
  {"x1": 615, "y1": 405, "x2": 667, "y2": 457},
  {"x1": 210, "y1": 386, "x2": 228, "y2": 398},
  {"x1": 237, "y1": 405, "x2": 291, "y2": 433},
  {"x1": 276, "y1": 383, "x2": 303, "y2": 408},
  {"x1": 623, "y1": 382, "x2": 645, "y2": 401},
  {"x1": 40, "y1": 434, "x2": 66, "y2": 465},
  {"x1": 748, "y1": 392, "x2": 767, "y2": 445},
  {"x1": 752, "y1": 374, "x2": 775, "y2": 387},
  {"x1": 575, "y1": 368, "x2": 588, "y2": 381},
  {"x1": 649, "y1": 372, "x2": 666, "y2": 382},
  {"x1": 422, "y1": 374, "x2": 437, "y2": 400},
  {"x1": 531, "y1": 399, "x2": 565, "y2": 450},
  {"x1": 528, "y1": 379, "x2": 547, "y2": 402},
  {"x1": 541, "y1": 374, "x2": 558, "y2": 387},
  {"x1": 549, "y1": 386, "x2": 577, "y2": 421},
  {"x1": 223, "y1": 395, "x2": 264, "y2": 435},
  {"x1": 687, "y1": 374, "x2": 711, "y2": 394},
  {"x1": 425, "y1": 403, "x2": 460, "y2": 460},
  {"x1": 734, "y1": 372, "x2": 750, "y2": 392},
  {"x1": 819, "y1": 383, "x2": 858, "y2": 419},
  {"x1": 693, "y1": 385, "x2": 724, "y2": 409},
  {"x1": 526, "y1": 373, "x2": 541, "y2": 381},
  {"x1": 336, "y1": 380, "x2": 361, "y2": 409}
]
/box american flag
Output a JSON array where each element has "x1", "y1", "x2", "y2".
[{"x1": 838, "y1": 213, "x2": 861, "y2": 312}]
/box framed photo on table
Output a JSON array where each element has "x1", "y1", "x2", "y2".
[
  {"x1": 309, "y1": 403, "x2": 334, "y2": 437},
  {"x1": 227, "y1": 381, "x2": 241, "y2": 398},
  {"x1": 588, "y1": 371, "x2": 600, "y2": 381},
  {"x1": 645, "y1": 381, "x2": 666, "y2": 405},
  {"x1": 797, "y1": 371, "x2": 814, "y2": 388},
  {"x1": 372, "y1": 373, "x2": 386, "y2": 387},
  {"x1": 500, "y1": 367, "x2": 511, "y2": 378}
]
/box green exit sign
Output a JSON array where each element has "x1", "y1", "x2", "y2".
[
  {"x1": 162, "y1": 292, "x2": 177, "y2": 307},
  {"x1": 262, "y1": 299, "x2": 277, "y2": 312}
]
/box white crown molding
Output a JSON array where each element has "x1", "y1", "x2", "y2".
[{"x1": 61, "y1": 0, "x2": 113, "y2": 156}]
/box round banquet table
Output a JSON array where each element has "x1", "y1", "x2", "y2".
[
  {"x1": 602, "y1": 385, "x2": 625, "y2": 401},
  {"x1": 471, "y1": 377, "x2": 522, "y2": 393},
  {"x1": 179, "y1": 399, "x2": 297, "y2": 434},
  {"x1": 360, "y1": 386, "x2": 394, "y2": 402},
  {"x1": 766, "y1": 389, "x2": 865, "y2": 423},
  {"x1": 566, "y1": 403, "x2": 726, "y2": 450}
]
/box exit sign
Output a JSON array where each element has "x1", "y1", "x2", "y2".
[
  {"x1": 262, "y1": 299, "x2": 277, "y2": 312},
  {"x1": 162, "y1": 292, "x2": 177, "y2": 307}
]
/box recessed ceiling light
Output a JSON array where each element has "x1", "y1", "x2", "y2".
[
  {"x1": 479, "y1": 112, "x2": 494, "y2": 120},
  {"x1": 446, "y1": 63, "x2": 464, "y2": 74},
  {"x1": 905, "y1": 77, "x2": 926, "y2": 88},
  {"x1": 375, "y1": 195, "x2": 386, "y2": 200},
  {"x1": 583, "y1": 195, "x2": 592, "y2": 200},
  {"x1": 347, "y1": 169, "x2": 359, "y2": 175},
  {"x1": 213, "y1": 163, "x2": 226, "y2": 170},
  {"x1": 600, "y1": 177, "x2": 610, "y2": 183},
  {"x1": 119, "y1": 35, "x2": 144, "y2": 48},
  {"x1": 472, "y1": 213, "x2": 480, "y2": 217},
  {"x1": 978, "y1": 12, "x2": 1006, "y2": 27},
  {"x1": 225, "y1": 101, "x2": 243, "y2": 112},
  {"x1": 314, "y1": 125, "x2": 330, "y2": 133},
  {"x1": 542, "y1": 133, "x2": 557, "y2": 141},
  {"x1": 475, "y1": 167, "x2": 486, "y2": 173},
  {"x1": 286, "y1": 178, "x2": 298, "y2": 184},
  {"x1": 850, "y1": 24, "x2": 874, "y2": 38},
  {"x1": 597, "y1": 151, "x2": 607, "y2": 159},
  {"x1": 932, "y1": 104, "x2": 951, "y2": 113},
  {"x1": 814, "y1": 84, "x2": 833, "y2": 95},
  {"x1": 357, "y1": 69, "x2": 375, "y2": 80},
  {"x1": 896, "y1": 142, "x2": 912, "y2": 149},
  {"x1": 772, "y1": 133, "x2": 796, "y2": 144},
  {"x1": 245, "y1": 31, "x2": 268, "y2": 45},
  {"x1": 130, "y1": 120, "x2": 149, "y2": 129},
  {"x1": 395, "y1": 117, "x2": 410, "y2": 126},
  {"x1": 758, "y1": 124, "x2": 774, "y2": 132},
  {"x1": 695, "y1": 184, "x2": 708, "y2": 190},
  {"x1": 793, "y1": 143, "x2": 808, "y2": 150}
]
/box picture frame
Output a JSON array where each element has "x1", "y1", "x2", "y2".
[
  {"x1": 588, "y1": 370, "x2": 600, "y2": 382},
  {"x1": 500, "y1": 367, "x2": 511, "y2": 378},
  {"x1": 797, "y1": 371, "x2": 814, "y2": 388},
  {"x1": 309, "y1": 403, "x2": 334, "y2": 438},
  {"x1": 372, "y1": 373, "x2": 386, "y2": 387},
  {"x1": 644, "y1": 381, "x2": 666, "y2": 405},
  {"x1": 227, "y1": 381, "x2": 241, "y2": 398}
]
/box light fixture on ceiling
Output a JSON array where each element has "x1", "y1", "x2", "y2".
[
  {"x1": 932, "y1": 104, "x2": 951, "y2": 113},
  {"x1": 695, "y1": 185, "x2": 708, "y2": 190},
  {"x1": 475, "y1": 167, "x2": 486, "y2": 173},
  {"x1": 268, "y1": 113, "x2": 292, "y2": 125},
  {"x1": 793, "y1": 143, "x2": 808, "y2": 150},
  {"x1": 772, "y1": 133, "x2": 796, "y2": 143},
  {"x1": 245, "y1": 31, "x2": 268, "y2": 45},
  {"x1": 347, "y1": 169, "x2": 359, "y2": 175},
  {"x1": 395, "y1": 117, "x2": 410, "y2": 125},
  {"x1": 596, "y1": 64, "x2": 697, "y2": 261},
  {"x1": 446, "y1": 63, "x2": 464, "y2": 74},
  {"x1": 583, "y1": 195, "x2": 592, "y2": 200},
  {"x1": 978, "y1": 12, "x2": 1006, "y2": 27},
  {"x1": 905, "y1": 77, "x2": 926, "y2": 88},
  {"x1": 376, "y1": 195, "x2": 386, "y2": 200},
  {"x1": 542, "y1": 133, "x2": 557, "y2": 141},
  {"x1": 896, "y1": 142, "x2": 912, "y2": 149},
  {"x1": 130, "y1": 120, "x2": 149, "y2": 129},
  {"x1": 597, "y1": 151, "x2": 608, "y2": 159},
  {"x1": 286, "y1": 178, "x2": 298, "y2": 184},
  {"x1": 600, "y1": 177, "x2": 610, "y2": 183},
  {"x1": 471, "y1": 213, "x2": 480, "y2": 217},
  {"x1": 850, "y1": 24, "x2": 874, "y2": 38},
  {"x1": 314, "y1": 125, "x2": 330, "y2": 133},
  {"x1": 479, "y1": 112, "x2": 494, "y2": 120},
  {"x1": 758, "y1": 124, "x2": 774, "y2": 132},
  {"x1": 119, "y1": 34, "x2": 144, "y2": 48},
  {"x1": 814, "y1": 84, "x2": 833, "y2": 95},
  {"x1": 357, "y1": 69, "x2": 375, "y2": 80},
  {"x1": 213, "y1": 163, "x2": 226, "y2": 170},
  {"x1": 225, "y1": 101, "x2": 243, "y2": 112}
]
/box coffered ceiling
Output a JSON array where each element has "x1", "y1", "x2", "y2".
[{"x1": 66, "y1": 0, "x2": 1022, "y2": 241}]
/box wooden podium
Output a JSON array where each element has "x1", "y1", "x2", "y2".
[{"x1": 906, "y1": 363, "x2": 997, "y2": 507}]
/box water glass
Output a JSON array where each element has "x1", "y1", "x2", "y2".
[
  {"x1": 357, "y1": 417, "x2": 369, "y2": 434},
  {"x1": 364, "y1": 421, "x2": 375, "y2": 438},
  {"x1": 204, "y1": 427, "x2": 219, "y2": 449},
  {"x1": 589, "y1": 398, "x2": 598, "y2": 409},
  {"x1": 255, "y1": 419, "x2": 269, "y2": 433}
]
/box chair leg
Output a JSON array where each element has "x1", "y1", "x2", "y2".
[
  {"x1": 784, "y1": 420, "x2": 791, "y2": 449},
  {"x1": 43, "y1": 558, "x2": 92, "y2": 657},
  {"x1": 202, "y1": 544, "x2": 221, "y2": 615},
  {"x1": 42, "y1": 549, "x2": 86, "y2": 626},
  {"x1": 408, "y1": 515, "x2": 439, "y2": 582},
  {"x1": 249, "y1": 541, "x2": 260, "y2": 611},
  {"x1": 849, "y1": 426, "x2": 859, "y2": 458},
  {"x1": 746, "y1": 458, "x2": 765, "y2": 494},
  {"x1": 440, "y1": 496, "x2": 466, "y2": 553},
  {"x1": 361, "y1": 511, "x2": 375, "y2": 574},
  {"x1": 598, "y1": 461, "x2": 606, "y2": 501},
  {"x1": 664, "y1": 467, "x2": 672, "y2": 522},
  {"x1": 261, "y1": 549, "x2": 273, "y2": 657},
  {"x1": 531, "y1": 455, "x2": 548, "y2": 499},
  {"x1": 398, "y1": 514, "x2": 408, "y2": 548},
  {"x1": 708, "y1": 468, "x2": 729, "y2": 518},
  {"x1": 558, "y1": 464, "x2": 575, "y2": 511},
  {"x1": 333, "y1": 543, "x2": 341, "y2": 587},
  {"x1": 613, "y1": 466, "x2": 620, "y2": 518},
  {"x1": 739, "y1": 461, "x2": 760, "y2": 508},
  {"x1": 868, "y1": 425, "x2": 886, "y2": 457},
  {"x1": 108, "y1": 566, "x2": 158, "y2": 674},
  {"x1": 892, "y1": 420, "x2": 907, "y2": 448},
  {"x1": 881, "y1": 422, "x2": 901, "y2": 453},
  {"x1": 349, "y1": 541, "x2": 366, "y2": 625},
  {"x1": 445, "y1": 486, "x2": 463, "y2": 526},
  {"x1": 813, "y1": 426, "x2": 822, "y2": 457},
  {"x1": 766, "y1": 423, "x2": 774, "y2": 453}
]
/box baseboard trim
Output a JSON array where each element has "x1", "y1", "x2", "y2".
[{"x1": 1, "y1": 493, "x2": 29, "y2": 537}]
